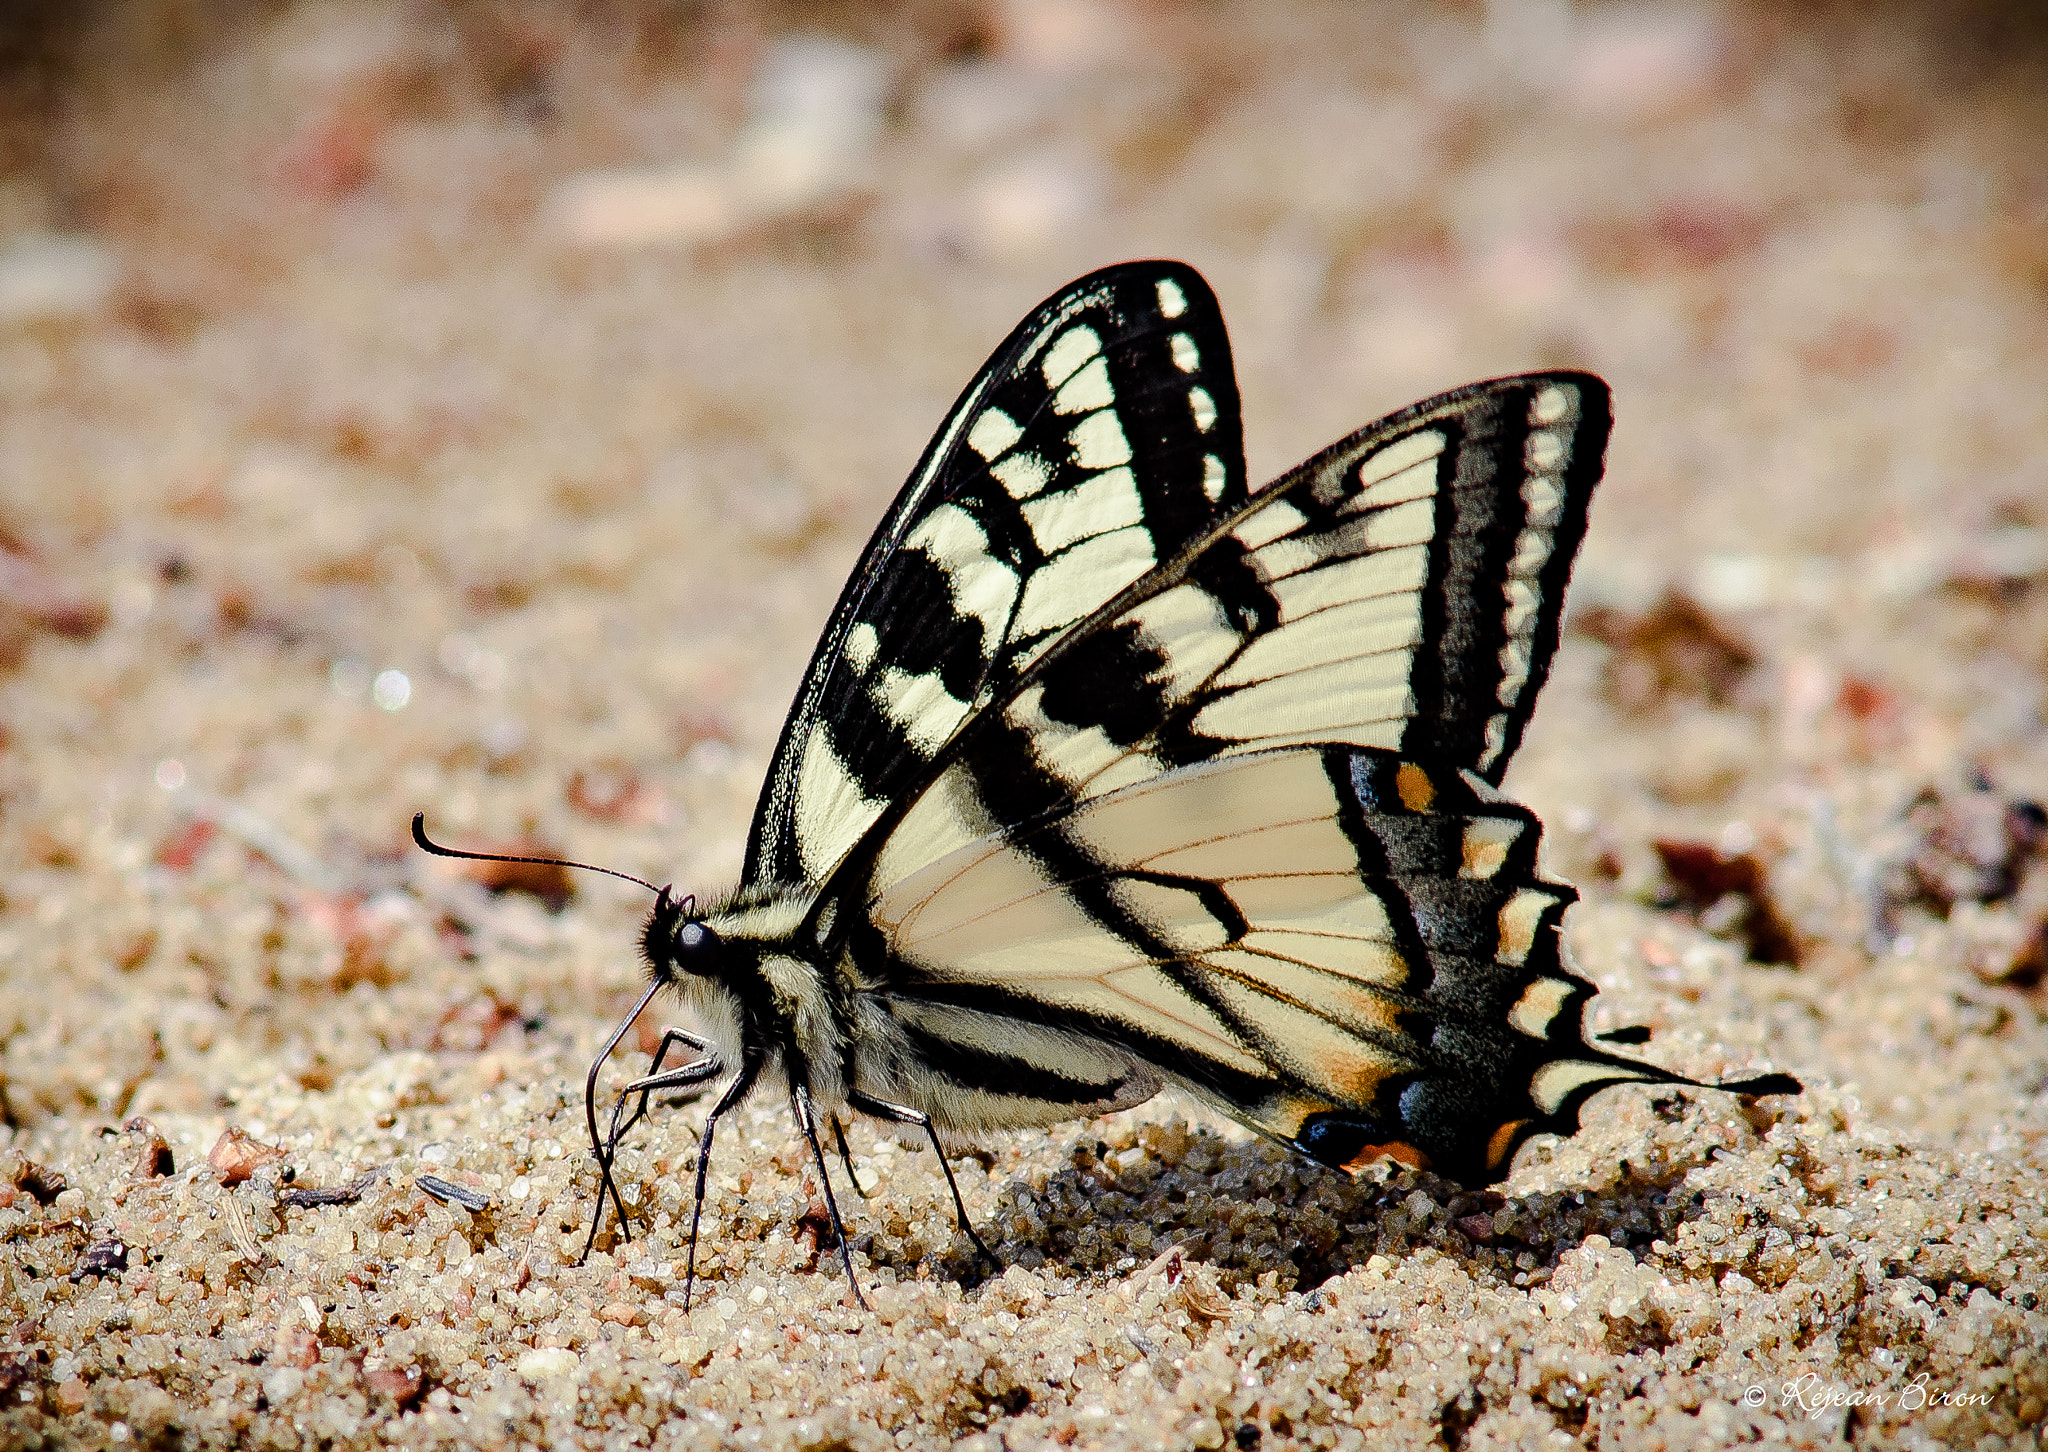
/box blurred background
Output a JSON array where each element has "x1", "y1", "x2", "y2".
[{"x1": 1, "y1": 0, "x2": 2045, "y2": 1154}]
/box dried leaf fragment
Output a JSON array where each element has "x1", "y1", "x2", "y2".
[
  {"x1": 0, "y1": 536, "x2": 108, "y2": 667},
  {"x1": 1992, "y1": 918, "x2": 2048, "y2": 991},
  {"x1": 1455, "y1": 1214, "x2": 1497, "y2": 1244},
  {"x1": 69, "y1": 1238, "x2": 127, "y2": 1282},
  {"x1": 220, "y1": 1192, "x2": 270, "y2": 1265},
  {"x1": 426, "y1": 989, "x2": 523, "y2": 1052},
  {"x1": 1176, "y1": 1262, "x2": 1232, "y2": 1322},
  {"x1": 416, "y1": 1174, "x2": 491, "y2": 1212},
  {"x1": 567, "y1": 760, "x2": 663, "y2": 824},
  {"x1": 209, "y1": 1126, "x2": 285, "y2": 1186},
  {"x1": 0, "y1": 1348, "x2": 36, "y2": 1400},
  {"x1": 1576, "y1": 592, "x2": 1755, "y2": 712},
  {"x1": 153, "y1": 819, "x2": 219, "y2": 872},
  {"x1": 279, "y1": 1168, "x2": 383, "y2": 1209},
  {"x1": 428, "y1": 837, "x2": 575, "y2": 910},
  {"x1": 7, "y1": 1155, "x2": 66, "y2": 1206},
  {"x1": 796, "y1": 1198, "x2": 842, "y2": 1255},
  {"x1": 363, "y1": 1363, "x2": 425, "y2": 1409},
  {"x1": 1653, "y1": 839, "x2": 1803, "y2": 965},
  {"x1": 1139, "y1": 1243, "x2": 1188, "y2": 1285},
  {"x1": 1894, "y1": 782, "x2": 2047, "y2": 915},
  {"x1": 274, "y1": 1325, "x2": 319, "y2": 1370}
]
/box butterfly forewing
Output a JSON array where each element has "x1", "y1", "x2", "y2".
[
  {"x1": 744, "y1": 262, "x2": 1249, "y2": 890},
  {"x1": 832, "y1": 373, "x2": 1609, "y2": 912},
  {"x1": 1121, "y1": 371, "x2": 1607, "y2": 785}
]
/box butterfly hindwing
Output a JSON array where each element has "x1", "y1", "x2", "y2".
[
  {"x1": 855, "y1": 744, "x2": 1687, "y2": 1182},
  {"x1": 745, "y1": 262, "x2": 1249, "y2": 890},
  {"x1": 1367, "y1": 374, "x2": 1608, "y2": 783}
]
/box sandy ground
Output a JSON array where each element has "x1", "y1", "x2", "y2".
[{"x1": 1, "y1": 2, "x2": 2046, "y2": 1448}]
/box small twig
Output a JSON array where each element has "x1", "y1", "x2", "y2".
[
  {"x1": 416, "y1": 1174, "x2": 491, "y2": 1212},
  {"x1": 278, "y1": 1168, "x2": 384, "y2": 1209}
]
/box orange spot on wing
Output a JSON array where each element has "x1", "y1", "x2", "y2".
[
  {"x1": 1340, "y1": 1140, "x2": 1431, "y2": 1175},
  {"x1": 1486, "y1": 1118, "x2": 1532, "y2": 1172},
  {"x1": 1269, "y1": 1098, "x2": 1333, "y2": 1140},
  {"x1": 1396, "y1": 763, "x2": 1435, "y2": 813}
]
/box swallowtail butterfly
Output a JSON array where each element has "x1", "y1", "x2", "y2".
[{"x1": 421, "y1": 261, "x2": 1799, "y2": 1305}]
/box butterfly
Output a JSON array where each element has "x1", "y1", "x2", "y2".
[{"x1": 418, "y1": 260, "x2": 1798, "y2": 1307}]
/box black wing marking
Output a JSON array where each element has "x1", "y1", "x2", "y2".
[{"x1": 744, "y1": 262, "x2": 1249, "y2": 890}]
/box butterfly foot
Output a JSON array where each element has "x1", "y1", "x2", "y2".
[{"x1": 962, "y1": 1223, "x2": 1002, "y2": 1275}]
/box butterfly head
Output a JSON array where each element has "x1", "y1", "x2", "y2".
[{"x1": 642, "y1": 888, "x2": 722, "y2": 985}]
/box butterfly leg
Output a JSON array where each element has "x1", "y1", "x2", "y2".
[
  {"x1": 791, "y1": 1087, "x2": 870, "y2": 1310},
  {"x1": 831, "y1": 1116, "x2": 872, "y2": 1199},
  {"x1": 582, "y1": 1050, "x2": 727, "y2": 1263},
  {"x1": 676, "y1": 1056, "x2": 762, "y2": 1311},
  {"x1": 596, "y1": 1027, "x2": 714, "y2": 1198},
  {"x1": 613, "y1": 1027, "x2": 716, "y2": 1144},
  {"x1": 600, "y1": 1051, "x2": 726, "y2": 1219},
  {"x1": 847, "y1": 1090, "x2": 1001, "y2": 1273}
]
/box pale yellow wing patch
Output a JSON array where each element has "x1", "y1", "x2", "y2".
[{"x1": 870, "y1": 749, "x2": 1426, "y2": 1106}]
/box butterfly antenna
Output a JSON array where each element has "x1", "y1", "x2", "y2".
[{"x1": 411, "y1": 812, "x2": 663, "y2": 895}]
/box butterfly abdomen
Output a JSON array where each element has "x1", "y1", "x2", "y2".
[{"x1": 839, "y1": 986, "x2": 1161, "y2": 1132}]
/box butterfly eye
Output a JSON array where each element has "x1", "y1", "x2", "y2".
[{"x1": 675, "y1": 919, "x2": 719, "y2": 963}]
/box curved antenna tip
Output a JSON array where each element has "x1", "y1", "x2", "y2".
[{"x1": 409, "y1": 811, "x2": 665, "y2": 897}]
